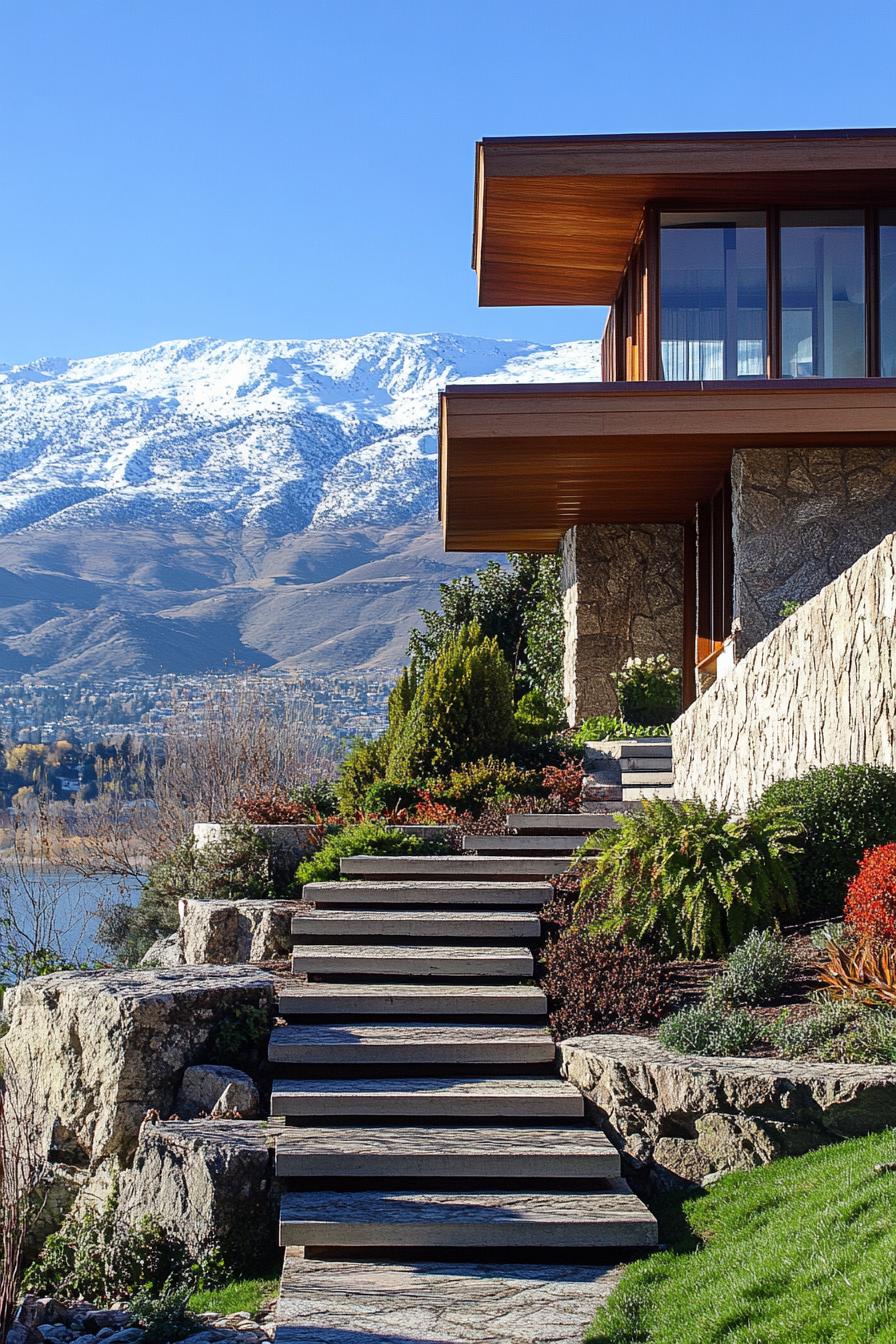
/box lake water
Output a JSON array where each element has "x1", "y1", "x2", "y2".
[{"x1": 3, "y1": 866, "x2": 144, "y2": 964}]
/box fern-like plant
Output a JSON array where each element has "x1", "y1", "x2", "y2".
[{"x1": 577, "y1": 797, "x2": 803, "y2": 959}]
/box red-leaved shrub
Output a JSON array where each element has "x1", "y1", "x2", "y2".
[
  {"x1": 845, "y1": 842, "x2": 896, "y2": 943},
  {"x1": 233, "y1": 790, "x2": 324, "y2": 825},
  {"x1": 541, "y1": 758, "x2": 584, "y2": 811},
  {"x1": 540, "y1": 922, "x2": 672, "y2": 1040}
]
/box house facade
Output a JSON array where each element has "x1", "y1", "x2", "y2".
[{"x1": 438, "y1": 129, "x2": 896, "y2": 722}]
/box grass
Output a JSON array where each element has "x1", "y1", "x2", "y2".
[
  {"x1": 188, "y1": 1276, "x2": 279, "y2": 1317},
  {"x1": 587, "y1": 1130, "x2": 896, "y2": 1344}
]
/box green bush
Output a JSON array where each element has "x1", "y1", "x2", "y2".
[
  {"x1": 611, "y1": 654, "x2": 681, "y2": 726},
  {"x1": 658, "y1": 1000, "x2": 760, "y2": 1056},
  {"x1": 99, "y1": 825, "x2": 275, "y2": 964},
  {"x1": 768, "y1": 997, "x2": 896, "y2": 1064},
  {"x1": 129, "y1": 1287, "x2": 201, "y2": 1344},
  {"x1": 336, "y1": 734, "x2": 390, "y2": 814},
  {"x1": 294, "y1": 821, "x2": 438, "y2": 886},
  {"x1": 513, "y1": 688, "x2": 565, "y2": 742},
  {"x1": 430, "y1": 756, "x2": 543, "y2": 814},
  {"x1": 708, "y1": 928, "x2": 794, "y2": 1005},
  {"x1": 759, "y1": 764, "x2": 896, "y2": 919},
  {"x1": 24, "y1": 1177, "x2": 225, "y2": 1303},
  {"x1": 388, "y1": 623, "x2": 515, "y2": 781},
  {"x1": 572, "y1": 715, "x2": 670, "y2": 749},
  {"x1": 287, "y1": 780, "x2": 339, "y2": 817},
  {"x1": 210, "y1": 1002, "x2": 271, "y2": 1066},
  {"x1": 361, "y1": 779, "x2": 420, "y2": 815},
  {"x1": 579, "y1": 798, "x2": 802, "y2": 959}
]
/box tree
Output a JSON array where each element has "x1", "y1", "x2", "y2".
[
  {"x1": 407, "y1": 553, "x2": 562, "y2": 706},
  {"x1": 388, "y1": 623, "x2": 515, "y2": 781}
]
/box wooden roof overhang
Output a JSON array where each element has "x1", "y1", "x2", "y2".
[
  {"x1": 474, "y1": 128, "x2": 896, "y2": 306},
  {"x1": 439, "y1": 379, "x2": 896, "y2": 551}
]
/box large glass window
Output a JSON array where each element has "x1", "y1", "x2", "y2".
[
  {"x1": 780, "y1": 211, "x2": 866, "y2": 377},
  {"x1": 660, "y1": 213, "x2": 767, "y2": 380},
  {"x1": 880, "y1": 211, "x2": 896, "y2": 377}
]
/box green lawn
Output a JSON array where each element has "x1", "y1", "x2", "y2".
[
  {"x1": 188, "y1": 1276, "x2": 279, "y2": 1317},
  {"x1": 587, "y1": 1130, "x2": 896, "y2": 1344}
]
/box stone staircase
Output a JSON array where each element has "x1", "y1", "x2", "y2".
[
  {"x1": 581, "y1": 738, "x2": 674, "y2": 807},
  {"x1": 269, "y1": 813, "x2": 657, "y2": 1344}
]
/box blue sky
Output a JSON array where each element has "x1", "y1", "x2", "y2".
[{"x1": 3, "y1": 0, "x2": 896, "y2": 364}]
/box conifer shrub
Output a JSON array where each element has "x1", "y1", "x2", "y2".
[
  {"x1": 294, "y1": 821, "x2": 447, "y2": 886},
  {"x1": 429, "y1": 757, "x2": 542, "y2": 814},
  {"x1": 578, "y1": 797, "x2": 802, "y2": 959},
  {"x1": 387, "y1": 623, "x2": 515, "y2": 781},
  {"x1": 514, "y1": 688, "x2": 565, "y2": 741},
  {"x1": 758, "y1": 765, "x2": 896, "y2": 919},
  {"x1": 336, "y1": 734, "x2": 390, "y2": 814},
  {"x1": 844, "y1": 842, "x2": 896, "y2": 943}
]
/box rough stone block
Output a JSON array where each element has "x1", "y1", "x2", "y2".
[
  {"x1": 179, "y1": 898, "x2": 296, "y2": 964},
  {"x1": 2, "y1": 966, "x2": 273, "y2": 1164},
  {"x1": 175, "y1": 1064, "x2": 260, "y2": 1119}
]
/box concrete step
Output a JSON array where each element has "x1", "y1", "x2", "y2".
[
  {"x1": 291, "y1": 909, "x2": 541, "y2": 940},
  {"x1": 506, "y1": 813, "x2": 619, "y2": 833},
  {"x1": 338, "y1": 855, "x2": 571, "y2": 881},
  {"x1": 279, "y1": 982, "x2": 548, "y2": 1017},
  {"x1": 270, "y1": 1075, "x2": 584, "y2": 1120},
  {"x1": 620, "y1": 771, "x2": 674, "y2": 788},
  {"x1": 269, "y1": 1023, "x2": 555, "y2": 1066},
  {"x1": 619, "y1": 756, "x2": 673, "y2": 774},
  {"x1": 290, "y1": 943, "x2": 533, "y2": 978},
  {"x1": 584, "y1": 739, "x2": 670, "y2": 758},
  {"x1": 306, "y1": 880, "x2": 552, "y2": 907},
  {"x1": 621, "y1": 784, "x2": 673, "y2": 801},
  {"x1": 276, "y1": 1124, "x2": 620, "y2": 1180},
  {"x1": 280, "y1": 1182, "x2": 658, "y2": 1249},
  {"x1": 461, "y1": 834, "x2": 581, "y2": 856},
  {"x1": 275, "y1": 1252, "x2": 621, "y2": 1344}
]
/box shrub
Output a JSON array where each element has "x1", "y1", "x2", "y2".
[
  {"x1": 658, "y1": 1001, "x2": 759, "y2": 1056},
  {"x1": 844, "y1": 842, "x2": 896, "y2": 943},
  {"x1": 24, "y1": 1176, "x2": 225, "y2": 1302},
  {"x1": 708, "y1": 928, "x2": 794, "y2": 1005},
  {"x1": 758, "y1": 764, "x2": 896, "y2": 919},
  {"x1": 541, "y1": 758, "x2": 584, "y2": 810},
  {"x1": 572, "y1": 715, "x2": 670, "y2": 749},
  {"x1": 407, "y1": 791, "x2": 462, "y2": 826},
  {"x1": 211, "y1": 1002, "x2": 271, "y2": 1066},
  {"x1": 540, "y1": 926, "x2": 671, "y2": 1040},
  {"x1": 611, "y1": 654, "x2": 681, "y2": 726},
  {"x1": 768, "y1": 997, "x2": 896, "y2": 1064},
  {"x1": 579, "y1": 798, "x2": 802, "y2": 959},
  {"x1": 360, "y1": 779, "x2": 419, "y2": 816},
  {"x1": 819, "y1": 936, "x2": 896, "y2": 1011},
  {"x1": 430, "y1": 757, "x2": 542, "y2": 814},
  {"x1": 387, "y1": 623, "x2": 515, "y2": 781},
  {"x1": 99, "y1": 825, "x2": 275, "y2": 964},
  {"x1": 514, "y1": 688, "x2": 565, "y2": 741},
  {"x1": 129, "y1": 1287, "x2": 201, "y2": 1344},
  {"x1": 336, "y1": 734, "x2": 390, "y2": 814},
  {"x1": 232, "y1": 781, "x2": 338, "y2": 824},
  {"x1": 294, "y1": 821, "x2": 438, "y2": 886}
]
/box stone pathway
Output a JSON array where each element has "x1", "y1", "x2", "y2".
[{"x1": 268, "y1": 813, "x2": 656, "y2": 1344}]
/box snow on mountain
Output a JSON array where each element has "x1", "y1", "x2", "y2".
[{"x1": 0, "y1": 333, "x2": 599, "y2": 535}]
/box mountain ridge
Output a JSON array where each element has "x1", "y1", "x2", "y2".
[{"x1": 0, "y1": 333, "x2": 598, "y2": 677}]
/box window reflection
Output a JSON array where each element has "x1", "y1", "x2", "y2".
[
  {"x1": 780, "y1": 211, "x2": 866, "y2": 377},
  {"x1": 880, "y1": 211, "x2": 896, "y2": 378},
  {"x1": 660, "y1": 213, "x2": 767, "y2": 380}
]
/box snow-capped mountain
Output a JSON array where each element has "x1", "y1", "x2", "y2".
[
  {"x1": 0, "y1": 334, "x2": 598, "y2": 535},
  {"x1": 0, "y1": 333, "x2": 598, "y2": 677}
]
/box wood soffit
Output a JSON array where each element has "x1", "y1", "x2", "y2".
[
  {"x1": 473, "y1": 129, "x2": 896, "y2": 305},
  {"x1": 438, "y1": 379, "x2": 896, "y2": 552}
]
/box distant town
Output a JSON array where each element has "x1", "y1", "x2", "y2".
[{"x1": 0, "y1": 672, "x2": 389, "y2": 779}]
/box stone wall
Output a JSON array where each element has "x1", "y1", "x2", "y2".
[
  {"x1": 560, "y1": 1034, "x2": 896, "y2": 1191},
  {"x1": 561, "y1": 523, "x2": 684, "y2": 722},
  {"x1": 673, "y1": 530, "x2": 896, "y2": 812},
  {"x1": 732, "y1": 445, "x2": 896, "y2": 653}
]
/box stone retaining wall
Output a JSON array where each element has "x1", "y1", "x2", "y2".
[
  {"x1": 672, "y1": 530, "x2": 896, "y2": 812},
  {"x1": 560, "y1": 1033, "x2": 896, "y2": 1190}
]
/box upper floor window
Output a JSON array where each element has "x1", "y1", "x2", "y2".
[
  {"x1": 880, "y1": 210, "x2": 896, "y2": 377},
  {"x1": 660, "y1": 212, "x2": 767, "y2": 380},
  {"x1": 780, "y1": 211, "x2": 866, "y2": 377}
]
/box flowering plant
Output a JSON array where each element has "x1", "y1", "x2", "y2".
[
  {"x1": 845, "y1": 842, "x2": 896, "y2": 943},
  {"x1": 610, "y1": 653, "x2": 681, "y2": 726}
]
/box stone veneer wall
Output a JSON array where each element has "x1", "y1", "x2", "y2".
[
  {"x1": 732, "y1": 445, "x2": 896, "y2": 653},
  {"x1": 673, "y1": 530, "x2": 896, "y2": 812},
  {"x1": 561, "y1": 522, "x2": 683, "y2": 722}
]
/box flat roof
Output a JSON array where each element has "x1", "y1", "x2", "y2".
[
  {"x1": 474, "y1": 127, "x2": 896, "y2": 306},
  {"x1": 439, "y1": 379, "x2": 896, "y2": 551}
]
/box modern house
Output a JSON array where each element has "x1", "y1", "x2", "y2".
[{"x1": 438, "y1": 129, "x2": 896, "y2": 725}]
